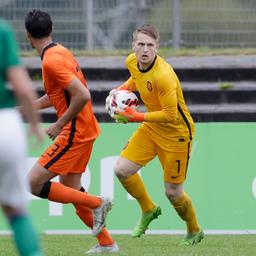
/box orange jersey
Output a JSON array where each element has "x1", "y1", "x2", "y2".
[{"x1": 41, "y1": 43, "x2": 100, "y2": 142}]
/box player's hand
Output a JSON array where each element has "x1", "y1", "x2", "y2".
[
  {"x1": 105, "y1": 89, "x2": 117, "y2": 117},
  {"x1": 115, "y1": 107, "x2": 145, "y2": 122},
  {"x1": 45, "y1": 122, "x2": 62, "y2": 140}
]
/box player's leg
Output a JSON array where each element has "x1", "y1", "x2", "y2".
[
  {"x1": 165, "y1": 182, "x2": 204, "y2": 245},
  {"x1": 29, "y1": 139, "x2": 112, "y2": 236},
  {"x1": 0, "y1": 109, "x2": 42, "y2": 256},
  {"x1": 28, "y1": 162, "x2": 108, "y2": 210},
  {"x1": 29, "y1": 138, "x2": 105, "y2": 208},
  {"x1": 60, "y1": 173, "x2": 117, "y2": 251},
  {"x1": 160, "y1": 142, "x2": 203, "y2": 245},
  {"x1": 115, "y1": 157, "x2": 154, "y2": 211},
  {"x1": 75, "y1": 200, "x2": 114, "y2": 245},
  {"x1": 59, "y1": 140, "x2": 113, "y2": 238},
  {"x1": 73, "y1": 191, "x2": 119, "y2": 254},
  {"x1": 2, "y1": 206, "x2": 42, "y2": 256},
  {"x1": 59, "y1": 139, "x2": 119, "y2": 254},
  {"x1": 115, "y1": 127, "x2": 161, "y2": 237}
]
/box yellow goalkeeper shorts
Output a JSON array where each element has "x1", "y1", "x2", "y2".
[{"x1": 120, "y1": 125, "x2": 192, "y2": 184}]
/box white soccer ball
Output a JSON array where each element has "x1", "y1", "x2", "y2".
[{"x1": 107, "y1": 90, "x2": 139, "y2": 117}]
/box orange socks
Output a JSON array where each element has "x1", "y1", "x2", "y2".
[
  {"x1": 47, "y1": 182, "x2": 101, "y2": 209},
  {"x1": 75, "y1": 204, "x2": 114, "y2": 246},
  {"x1": 47, "y1": 183, "x2": 114, "y2": 246},
  {"x1": 172, "y1": 192, "x2": 200, "y2": 233},
  {"x1": 120, "y1": 174, "x2": 154, "y2": 212}
]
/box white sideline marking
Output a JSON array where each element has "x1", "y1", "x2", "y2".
[{"x1": 42, "y1": 230, "x2": 256, "y2": 235}]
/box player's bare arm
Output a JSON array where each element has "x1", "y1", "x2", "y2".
[
  {"x1": 46, "y1": 77, "x2": 90, "y2": 140},
  {"x1": 34, "y1": 94, "x2": 52, "y2": 110},
  {"x1": 7, "y1": 66, "x2": 43, "y2": 142}
]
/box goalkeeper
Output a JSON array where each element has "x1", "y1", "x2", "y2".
[{"x1": 106, "y1": 24, "x2": 204, "y2": 245}]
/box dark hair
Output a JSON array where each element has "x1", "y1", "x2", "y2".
[
  {"x1": 133, "y1": 24, "x2": 160, "y2": 43},
  {"x1": 25, "y1": 9, "x2": 52, "y2": 39}
]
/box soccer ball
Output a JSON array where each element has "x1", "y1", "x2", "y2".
[{"x1": 107, "y1": 90, "x2": 139, "y2": 117}]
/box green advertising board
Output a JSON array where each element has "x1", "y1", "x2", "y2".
[{"x1": 1, "y1": 123, "x2": 256, "y2": 234}]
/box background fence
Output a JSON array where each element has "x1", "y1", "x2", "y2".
[{"x1": 1, "y1": 0, "x2": 256, "y2": 50}]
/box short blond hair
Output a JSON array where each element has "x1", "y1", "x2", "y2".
[{"x1": 132, "y1": 24, "x2": 160, "y2": 43}]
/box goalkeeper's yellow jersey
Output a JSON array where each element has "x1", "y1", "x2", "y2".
[{"x1": 125, "y1": 53, "x2": 194, "y2": 143}]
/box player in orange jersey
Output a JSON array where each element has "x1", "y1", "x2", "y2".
[
  {"x1": 24, "y1": 9, "x2": 118, "y2": 254},
  {"x1": 106, "y1": 24, "x2": 204, "y2": 245}
]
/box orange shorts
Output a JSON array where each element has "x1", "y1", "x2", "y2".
[{"x1": 38, "y1": 136, "x2": 95, "y2": 175}]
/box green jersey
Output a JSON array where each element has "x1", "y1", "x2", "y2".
[{"x1": 0, "y1": 20, "x2": 20, "y2": 109}]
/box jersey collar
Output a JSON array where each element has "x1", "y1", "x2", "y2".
[
  {"x1": 137, "y1": 56, "x2": 157, "y2": 73},
  {"x1": 41, "y1": 42, "x2": 57, "y2": 60}
]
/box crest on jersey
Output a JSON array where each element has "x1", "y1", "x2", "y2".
[{"x1": 146, "y1": 81, "x2": 153, "y2": 91}]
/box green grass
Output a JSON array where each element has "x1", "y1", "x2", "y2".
[{"x1": 0, "y1": 234, "x2": 256, "y2": 256}]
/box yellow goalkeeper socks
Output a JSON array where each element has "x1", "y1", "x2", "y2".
[
  {"x1": 120, "y1": 173, "x2": 155, "y2": 212},
  {"x1": 172, "y1": 192, "x2": 200, "y2": 233}
]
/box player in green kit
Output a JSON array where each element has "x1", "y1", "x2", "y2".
[{"x1": 0, "y1": 19, "x2": 43, "y2": 256}]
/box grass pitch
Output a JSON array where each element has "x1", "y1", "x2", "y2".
[{"x1": 0, "y1": 234, "x2": 255, "y2": 256}]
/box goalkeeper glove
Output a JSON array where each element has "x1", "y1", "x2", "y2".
[
  {"x1": 114, "y1": 107, "x2": 145, "y2": 123},
  {"x1": 105, "y1": 89, "x2": 117, "y2": 117},
  {"x1": 113, "y1": 114, "x2": 129, "y2": 124}
]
